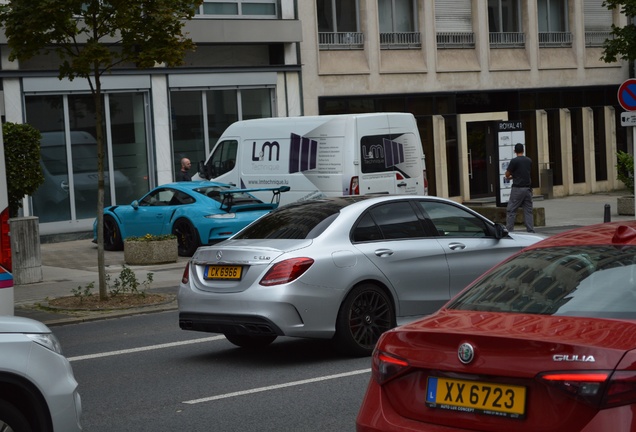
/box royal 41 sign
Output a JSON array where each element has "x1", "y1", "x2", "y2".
[{"x1": 496, "y1": 121, "x2": 525, "y2": 207}]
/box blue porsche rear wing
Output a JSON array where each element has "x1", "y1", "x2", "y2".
[{"x1": 217, "y1": 185, "x2": 290, "y2": 212}]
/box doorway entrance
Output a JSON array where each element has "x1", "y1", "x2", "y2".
[{"x1": 467, "y1": 121, "x2": 497, "y2": 199}]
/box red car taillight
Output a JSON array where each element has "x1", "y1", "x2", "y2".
[
  {"x1": 372, "y1": 349, "x2": 410, "y2": 385},
  {"x1": 349, "y1": 177, "x2": 359, "y2": 195},
  {"x1": 181, "y1": 262, "x2": 190, "y2": 284},
  {"x1": 603, "y1": 371, "x2": 636, "y2": 408},
  {"x1": 259, "y1": 258, "x2": 314, "y2": 286},
  {"x1": 538, "y1": 370, "x2": 636, "y2": 409}
]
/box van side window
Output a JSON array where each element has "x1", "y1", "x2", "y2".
[{"x1": 206, "y1": 140, "x2": 238, "y2": 178}]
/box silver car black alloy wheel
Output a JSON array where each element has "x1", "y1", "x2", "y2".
[
  {"x1": 0, "y1": 400, "x2": 32, "y2": 432},
  {"x1": 335, "y1": 284, "x2": 395, "y2": 357}
]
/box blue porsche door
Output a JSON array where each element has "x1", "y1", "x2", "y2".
[{"x1": 125, "y1": 188, "x2": 177, "y2": 237}]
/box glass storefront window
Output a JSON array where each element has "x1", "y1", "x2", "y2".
[
  {"x1": 170, "y1": 91, "x2": 205, "y2": 178},
  {"x1": 206, "y1": 89, "x2": 238, "y2": 151},
  {"x1": 172, "y1": 87, "x2": 273, "y2": 176},
  {"x1": 109, "y1": 93, "x2": 150, "y2": 203},
  {"x1": 26, "y1": 92, "x2": 150, "y2": 223}
]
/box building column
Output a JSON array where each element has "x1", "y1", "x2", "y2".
[
  {"x1": 151, "y1": 75, "x2": 173, "y2": 185},
  {"x1": 432, "y1": 115, "x2": 448, "y2": 198},
  {"x1": 582, "y1": 107, "x2": 596, "y2": 193}
]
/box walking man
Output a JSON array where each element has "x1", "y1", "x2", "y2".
[{"x1": 505, "y1": 143, "x2": 534, "y2": 232}]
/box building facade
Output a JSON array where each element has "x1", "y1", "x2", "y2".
[
  {"x1": 300, "y1": 0, "x2": 630, "y2": 201},
  {"x1": 0, "y1": 0, "x2": 303, "y2": 236},
  {"x1": 0, "y1": 0, "x2": 632, "y2": 237}
]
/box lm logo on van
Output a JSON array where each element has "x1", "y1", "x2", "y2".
[
  {"x1": 362, "y1": 138, "x2": 405, "y2": 168},
  {"x1": 251, "y1": 133, "x2": 318, "y2": 174}
]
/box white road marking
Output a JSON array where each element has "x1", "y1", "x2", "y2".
[
  {"x1": 182, "y1": 368, "x2": 372, "y2": 404},
  {"x1": 67, "y1": 335, "x2": 225, "y2": 361}
]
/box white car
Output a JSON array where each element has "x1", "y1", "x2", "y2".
[
  {"x1": 179, "y1": 195, "x2": 545, "y2": 356},
  {"x1": 0, "y1": 315, "x2": 82, "y2": 431}
]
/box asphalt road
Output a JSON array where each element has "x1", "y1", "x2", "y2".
[{"x1": 53, "y1": 310, "x2": 371, "y2": 431}]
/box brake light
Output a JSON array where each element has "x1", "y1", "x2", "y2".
[
  {"x1": 181, "y1": 262, "x2": 190, "y2": 284},
  {"x1": 373, "y1": 349, "x2": 410, "y2": 385},
  {"x1": 537, "y1": 370, "x2": 635, "y2": 408},
  {"x1": 603, "y1": 371, "x2": 636, "y2": 408},
  {"x1": 423, "y1": 170, "x2": 429, "y2": 195},
  {"x1": 350, "y1": 177, "x2": 359, "y2": 195},
  {"x1": 395, "y1": 172, "x2": 405, "y2": 180},
  {"x1": 259, "y1": 258, "x2": 314, "y2": 286}
]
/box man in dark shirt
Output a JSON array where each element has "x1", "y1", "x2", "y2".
[
  {"x1": 505, "y1": 143, "x2": 534, "y2": 232},
  {"x1": 176, "y1": 157, "x2": 192, "y2": 181}
]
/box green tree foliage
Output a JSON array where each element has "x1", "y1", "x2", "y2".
[
  {"x1": 2, "y1": 123, "x2": 44, "y2": 218},
  {"x1": 617, "y1": 150, "x2": 635, "y2": 194},
  {"x1": 0, "y1": 0, "x2": 202, "y2": 299},
  {"x1": 601, "y1": 0, "x2": 636, "y2": 63}
]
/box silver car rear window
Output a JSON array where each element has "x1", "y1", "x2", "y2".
[
  {"x1": 234, "y1": 200, "x2": 348, "y2": 239},
  {"x1": 448, "y1": 246, "x2": 636, "y2": 319}
]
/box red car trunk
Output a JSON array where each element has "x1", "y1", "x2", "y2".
[{"x1": 373, "y1": 310, "x2": 636, "y2": 431}]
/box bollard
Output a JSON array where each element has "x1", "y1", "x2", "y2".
[{"x1": 604, "y1": 204, "x2": 611, "y2": 223}]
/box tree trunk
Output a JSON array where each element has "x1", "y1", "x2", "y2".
[{"x1": 93, "y1": 70, "x2": 108, "y2": 301}]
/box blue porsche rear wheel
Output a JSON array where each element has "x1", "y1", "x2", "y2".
[{"x1": 172, "y1": 218, "x2": 200, "y2": 257}]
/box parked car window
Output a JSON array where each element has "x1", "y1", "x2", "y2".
[
  {"x1": 448, "y1": 246, "x2": 636, "y2": 319},
  {"x1": 234, "y1": 199, "x2": 350, "y2": 240},
  {"x1": 352, "y1": 213, "x2": 383, "y2": 242},
  {"x1": 367, "y1": 202, "x2": 426, "y2": 240},
  {"x1": 140, "y1": 188, "x2": 174, "y2": 206},
  {"x1": 171, "y1": 190, "x2": 195, "y2": 205},
  {"x1": 417, "y1": 201, "x2": 489, "y2": 237},
  {"x1": 206, "y1": 139, "x2": 238, "y2": 178}
]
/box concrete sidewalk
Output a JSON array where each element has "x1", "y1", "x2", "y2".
[{"x1": 11, "y1": 191, "x2": 636, "y2": 326}]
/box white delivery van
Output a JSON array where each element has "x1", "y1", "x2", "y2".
[{"x1": 194, "y1": 113, "x2": 427, "y2": 204}]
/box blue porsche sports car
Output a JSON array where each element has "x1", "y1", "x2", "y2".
[{"x1": 93, "y1": 181, "x2": 289, "y2": 256}]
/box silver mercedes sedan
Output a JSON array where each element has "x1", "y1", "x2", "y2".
[{"x1": 178, "y1": 195, "x2": 544, "y2": 356}]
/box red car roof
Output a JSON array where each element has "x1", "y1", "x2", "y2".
[{"x1": 525, "y1": 220, "x2": 636, "y2": 249}]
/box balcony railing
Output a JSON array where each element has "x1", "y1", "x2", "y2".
[
  {"x1": 318, "y1": 32, "x2": 364, "y2": 50},
  {"x1": 585, "y1": 31, "x2": 613, "y2": 47},
  {"x1": 538, "y1": 32, "x2": 573, "y2": 47},
  {"x1": 379, "y1": 32, "x2": 422, "y2": 49},
  {"x1": 436, "y1": 32, "x2": 475, "y2": 49},
  {"x1": 489, "y1": 32, "x2": 525, "y2": 48}
]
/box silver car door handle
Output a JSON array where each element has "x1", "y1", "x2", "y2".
[
  {"x1": 374, "y1": 249, "x2": 394, "y2": 257},
  {"x1": 448, "y1": 242, "x2": 466, "y2": 250}
]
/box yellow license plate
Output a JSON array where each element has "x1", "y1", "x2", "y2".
[
  {"x1": 426, "y1": 377, "x2": 526, "y2": 419},
  {"x1": 205, "y1": 265, "x2": 242, "y2": 280}
]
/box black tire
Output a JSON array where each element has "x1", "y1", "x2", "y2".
[
  {"x1": 172, "y1": 219, "x2": 200, "y2": 257},
  {"x1": 333, "y1": 284, "x2": 396, "y2": 357},
  {"x1": 104, "y1": 215, "x2": 123, "y2": 251},
  {"x1": 224, "y1": 334, "x2": 277, "y2": 349},
  {"x1": 0, "y1": 399, "x2": 33, "y2": 432}
]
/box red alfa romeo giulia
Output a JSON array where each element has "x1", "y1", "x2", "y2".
[{"x1": 357, "y1": 221, "x2": 636, "y2": 432}]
